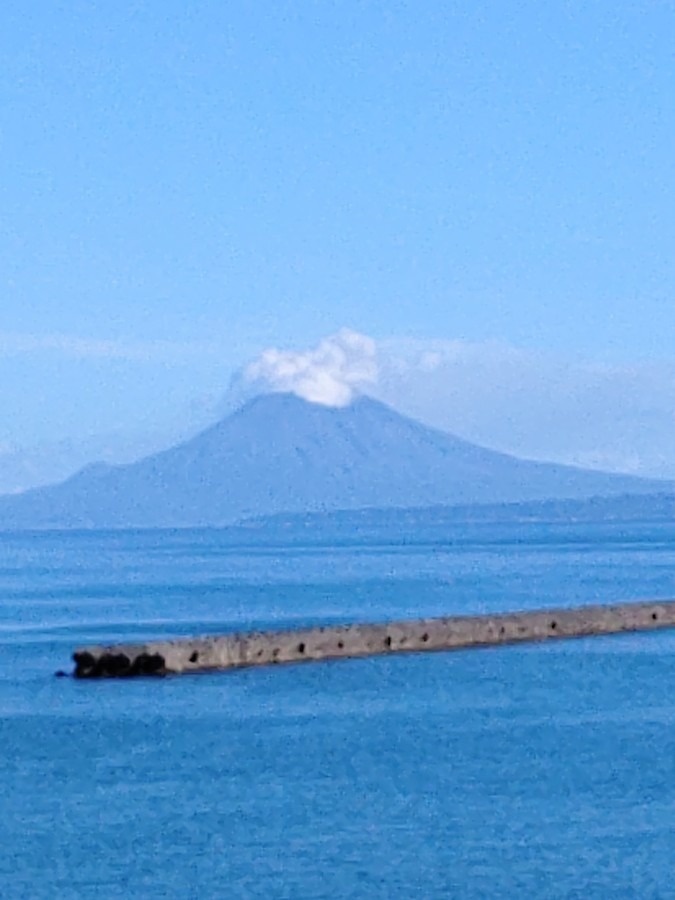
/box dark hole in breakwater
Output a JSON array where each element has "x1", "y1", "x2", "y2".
[{"x1": 189, "y1": 651, "x2": 199, "y2": 663}]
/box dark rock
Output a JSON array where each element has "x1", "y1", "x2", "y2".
[
  {"x1": 101, "y1": 653, "x2": 132, "y2": 677},
  {"x1": 129, "y1": 652, "x2": 166, "y2": 676},
  {"x1": 72, "y1": 650, "x2": 97, "y2": 678}
]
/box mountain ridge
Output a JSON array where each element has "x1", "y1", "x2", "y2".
[{"x1": 0, "y1": 392, "x2": 671, "y2": 530}]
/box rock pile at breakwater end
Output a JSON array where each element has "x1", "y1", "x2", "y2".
[{"x1": 71, "y1": 599, "x2": 675, "y2": 679}]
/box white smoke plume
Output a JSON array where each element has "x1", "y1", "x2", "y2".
[
  {"x1": 228, "y1": 328, "x2": 675, "y2": 478},
  {"x1": 243, "y1": 329, "x2": 379, "y2": 406}
]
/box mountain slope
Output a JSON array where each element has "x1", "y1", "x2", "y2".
[{"x1": 0, "y1": 393, "x2": 671, "y2": 529}]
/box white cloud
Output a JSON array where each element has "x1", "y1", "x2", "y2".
[
  {"x1": 243, "y1": 329, "x2": 378, "y2": 406},
  {"x1": 238, "y1": 329, "x2": 675, "y2": 477}
]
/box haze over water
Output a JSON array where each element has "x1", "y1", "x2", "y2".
[{"x1": 3, "y1": 520, "x2": 675, "y2": 898}]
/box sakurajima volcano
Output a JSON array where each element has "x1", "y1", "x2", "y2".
[{"x1": 0, "y1": 392, "x2": 671, "y2": 530}]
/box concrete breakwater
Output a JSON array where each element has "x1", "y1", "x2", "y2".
[{"x1": 72, "y1": 599, "x2": 675, "y2": 678}]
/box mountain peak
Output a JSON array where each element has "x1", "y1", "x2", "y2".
[
  {"x1": 234, "y1": 390, "x2": 380, "y2": 415},
  {"x1": 0, "y1": 395, "x2": 671, "y2": 529}
]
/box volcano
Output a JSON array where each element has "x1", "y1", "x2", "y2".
[{"x1": 0, "y1": 393, "x2": 670, "y2": 529}]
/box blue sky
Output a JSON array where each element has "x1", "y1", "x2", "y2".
[{"x1": 2, "y1": 2, "x2": 675, "y2": 479}]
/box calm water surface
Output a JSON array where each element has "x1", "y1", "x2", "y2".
[{"x1": 2, "y1": 521, "x2": 675, "y2": 898}]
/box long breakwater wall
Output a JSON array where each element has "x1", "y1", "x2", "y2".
[{"x1": 72, "y1": 599, "x2": 675, "y2": 678}]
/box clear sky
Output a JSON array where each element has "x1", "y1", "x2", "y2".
[{"x1": 2, "y1": 2, "x2": 675, "y2": 474}]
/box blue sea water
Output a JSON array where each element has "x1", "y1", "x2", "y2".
[{"x1": 2, "y1": 520, "x2": 675, "y2": 898}]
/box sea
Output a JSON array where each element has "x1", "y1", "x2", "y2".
[{"x1": 2, "y1": 519, "x2": 675, "y2": 899}]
